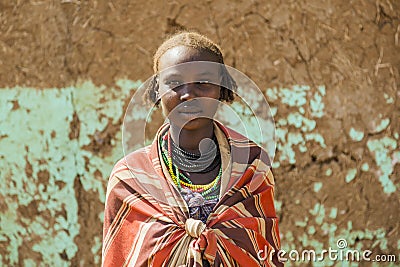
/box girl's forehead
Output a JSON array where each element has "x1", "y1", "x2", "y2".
[
  {"x1": 158, "y1": 45, "x2": 221, "y2": 71},
  {"x1": 159, "y1": 61, "x2": 221, "y2": 80}
]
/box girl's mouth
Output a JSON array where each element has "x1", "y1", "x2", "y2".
[{"x1": 177, "y1": 105, "x2": 202, "y2": 114}]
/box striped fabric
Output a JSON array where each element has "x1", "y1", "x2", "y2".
[{"x1": 102, "y1": 122, "x2": 283, "y2": 266}]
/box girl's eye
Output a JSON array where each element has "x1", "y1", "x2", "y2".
[
  {"x1": 166, "y1": 80, "x2": 182, "y2": 86},
  {"x1": 196, "y1": 80, "x2": 210, "y2": 84},
  {"x1": 195, "y1": 81, "x2": 216, "y2": 89}
]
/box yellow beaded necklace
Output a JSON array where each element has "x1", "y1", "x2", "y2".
[{"x1": 163, "y1": 131, "x2": 222, "y2": 193}]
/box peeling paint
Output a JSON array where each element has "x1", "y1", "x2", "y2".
[
  {"x1": 0, "y1": 80, "x2": 141, "y2": 265},
  {"x1": 309, "y1": 203, "x2": 325, "y2": 225},
  {"x1": 367, "y1": 137, "x2": 398, "y2": 194},
  {"x1": 383, "y1": 93, "x2": 394, "y2": 104},
  {"x1": 269, "y1": 85, "x2": 327, "y2": 165},
  {"x1": 313, "y1": 182, "x2": 323, "y2": 192},
  {"x1": 374, "y1": 118, "x2": 390, "y2": 133},
  {"x1": 0, "y1": 87, "x2": 80, "y2": 265},
  {"x1": 1, "y1": 81, "x2": 398, "y2": 266},
  {"x1": 266, "y1": 85, "x2": 310, "y2": 107},
  {"x1": 349, "y1": 128, "x2": 364, "y2": 142},
  {"x1": 361, "y1": 163, "x2": 369, "y2": 172},
  {"x1": 272, "y1": 161, "x2": 280, "y2": 168},
  {"x1": 295, "y1": 220, "x2": 307, "y2": 227},
  {"x1": 270, "y1": 106, "x2": 278, "y2": 116},
  {"x1": 307, "y1": 225, "x2": 316, "y2": 235},
  {"x1": 283, "y1": 213, "x2": 395, "y2": 266},
  {"x1": 329, "y1": 208, "x2": 337, "y2": 219},
  {"x1": 345, "y1": 168, "x2": 357, "y2": 183},
  {"x1": 91, "y1": 236, "x2": 102, "y2": 265},
  {"x1": 309, "y1": 86, "x2": 325, "y2": 118}
]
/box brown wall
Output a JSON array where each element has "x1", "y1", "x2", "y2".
[{"x1": 1, "y1": 0, "x2": 399, "y2": 266}]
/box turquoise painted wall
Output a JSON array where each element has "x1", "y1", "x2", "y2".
[{"x1": 1, "y1": 81, "x2": 398, "y2": 266}]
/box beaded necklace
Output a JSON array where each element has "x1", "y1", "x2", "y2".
[
  {"x1": 160, "y1": 130, "x2": 221, "y2": 200},
  {"x1": 167, "y1": 132, "x2": 221, "y2": 173}
]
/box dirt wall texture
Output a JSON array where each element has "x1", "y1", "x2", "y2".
[{"x1": 0, "y1": 0, "x2": 399, "y2": 266}]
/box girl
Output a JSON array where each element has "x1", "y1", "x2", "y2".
[{"x1": 102, "y1": 31, "x2": 282, "y2": 267}]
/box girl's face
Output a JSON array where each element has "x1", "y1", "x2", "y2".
[{"x1": 158, "y1": 45, "x2": 221, "y2": 131}]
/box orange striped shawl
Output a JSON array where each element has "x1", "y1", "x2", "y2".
[{"x1": 102, "y1": 123, "x2": 283, "y2": 266}]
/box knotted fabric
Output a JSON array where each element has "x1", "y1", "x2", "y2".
[{"x1": 185, "y1": 218, "x2": 206, "y2": 238}]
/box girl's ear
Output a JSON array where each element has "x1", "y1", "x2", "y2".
[
  {"x1": 218, "y1": 66, "x2": 226, "y2": 101},
  {"x1": 150, "y1": 74, "x2": 160, "y2": 106},
  {"x1": 218, "y1": 85, "x2": 223, "y2": 101},
  {"x1": 220, "y1": 66, "x2": 237, "y2": 103}
]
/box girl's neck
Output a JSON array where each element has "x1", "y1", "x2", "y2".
[{"x1": 169, "y1": 121, "x2": 215, "y2": 153}]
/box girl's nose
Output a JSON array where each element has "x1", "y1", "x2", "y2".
[{"x1": 179, "y1": 83, "x2": 197, "y2": 101}]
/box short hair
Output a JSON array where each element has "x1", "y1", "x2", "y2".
[{"x1": 145, "y1": 31, "x2": 236, "y2": 106}]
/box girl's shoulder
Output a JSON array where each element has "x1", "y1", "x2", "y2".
[
  {"x1": 112, "y1": 144, "x2": 154, "y2": 171},
  {"x1": 216, "y1": 122, "x2": 271, "y2": 166}
]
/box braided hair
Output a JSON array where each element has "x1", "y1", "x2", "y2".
[{"x1": 145, "y1": 31, "x2": 236, "y2": 106}]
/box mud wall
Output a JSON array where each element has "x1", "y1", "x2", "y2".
[{"x1": 0, "y1": 0, "x2": 399, "y2": 266}]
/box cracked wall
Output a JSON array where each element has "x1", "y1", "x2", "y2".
[
  {"x1": 0, "y1": 0, "x2": 399, "y2": 266},
  {"x1": 0, "y1": 80, "x2": 140, "y2": 266}
]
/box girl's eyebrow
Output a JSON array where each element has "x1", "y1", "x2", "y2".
[
  {"x1": 197, "y1": 71, "x2": 214, "y2": 76},
  {"x1": 162, "y1": 71, "x2": 216, "y2": 81},
  {"x1": 162, "y1": 73, "x2": 182, "y2": 80}
]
